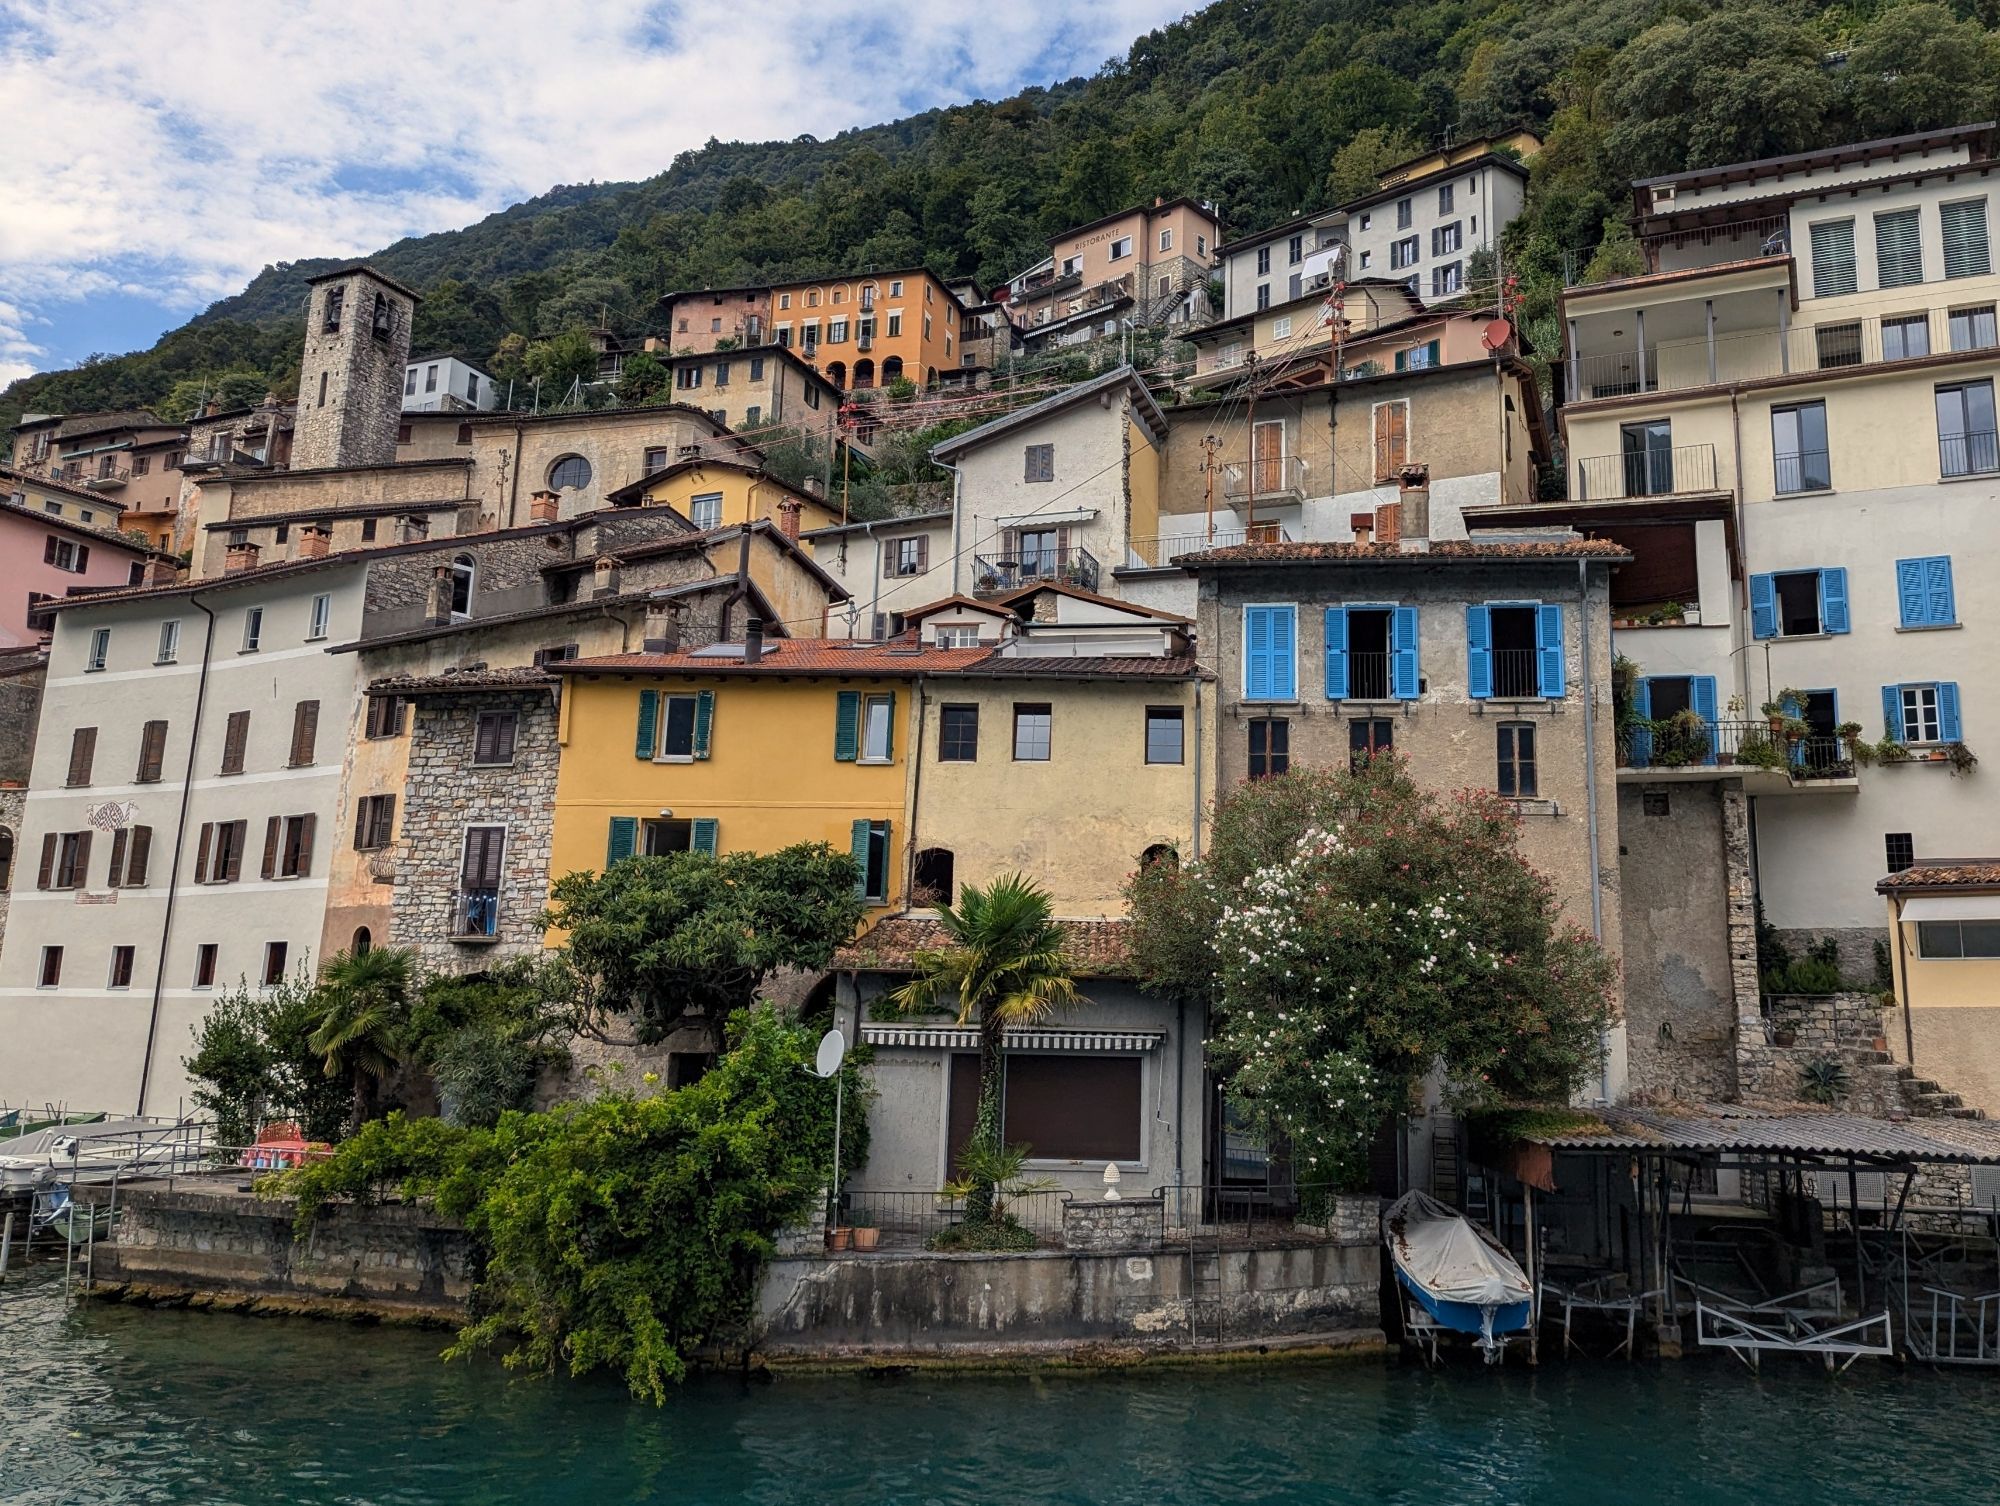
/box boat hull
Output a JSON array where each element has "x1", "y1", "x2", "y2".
[{"x1": 1396, "y1": 1270, "x2": 1531, "y2": 1337}]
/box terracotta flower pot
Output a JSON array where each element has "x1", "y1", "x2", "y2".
[
  {"x1": 852, "y1": 1227, "x2": 881, "y2": 1251},
  {"x1": 826, "y1": 1226, "x2": 853, "y2": 1251}
]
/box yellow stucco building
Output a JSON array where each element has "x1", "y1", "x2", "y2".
[
  {"x1": 1880, "y1": 862, "x2": 2000, "y2": 1116},
  {"x1": 604, "y1": 456, "x2": 841, "y2": 535}
]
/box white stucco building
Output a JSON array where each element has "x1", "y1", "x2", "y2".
[{"x1": 403, "y1": 356, "x2": 498, "y2": 413}]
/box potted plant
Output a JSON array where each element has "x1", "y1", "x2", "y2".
[
  {"x1": 1878, "y1": 737, "x2": 1913, "y2": 764},
  {"x1": 1946, "y1": 741, "x2": 1979, "y2": 773},
  {"x1": 1837, "y1": 720, "x2": 1864, "y2": 753},
  {"x1": 1760, "y1": 699, "x2": 1787, "y2": 736},
  {"x1": 826, "y1": 1224, "x2": 854, "y2": 1252},
  {"x1": 851, "y1": 1218, "x2": 881, "y2": 1252}
]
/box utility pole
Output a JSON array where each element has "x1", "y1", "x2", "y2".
[
  {"x1": 1243, "y1": 352, "x2": 1260, "y2": 539},
  {"x1": 1201, "y1": 433, "x2": 1220, "y2": 544},
  {"x1": 840, "y1": 404, "x2": 854, "y2": 526}
]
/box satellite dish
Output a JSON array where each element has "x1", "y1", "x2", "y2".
[
  {"x1": 1481, "y1": 318, "x2": 1514, "y2": 352},
  {"x1": 814, "y1": 1028, "x2": 847, "y2": 1079}
]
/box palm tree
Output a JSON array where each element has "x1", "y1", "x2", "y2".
[
  {"x1": 309, "y1": 947, "x2": 416, "y2": 1130},
  {"x1": 886, "y1": 877, "x2": 1080, "y2": 1220}
]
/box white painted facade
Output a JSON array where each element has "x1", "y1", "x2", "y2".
[
  {"x1": 1347, "y1": 159, "x2": 1526, "y2": 302},
  {"x1": 802, "y1": 514, "x2": 955, "y2": 639},
  {"x1": 403, "y1": 356, "x2": 498, "y2": 412},
  {"x1": 1218, "y1": 213, "x2": 1345, "y2": 323},
  {"x1": 0, "y1": 563, "x2": 366, "y2": 1114}
]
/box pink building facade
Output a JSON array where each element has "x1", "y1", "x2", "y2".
[{"x1": 0, "y1": 502, "x2": 158, "y2": 652}]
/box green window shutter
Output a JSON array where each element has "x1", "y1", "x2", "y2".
[
  {"x1": 693, "y1": 690, "x2": 714, "y2": 759},
  {"x1": 834, "y1": 690, "x2": 861, "y2": 761},
  {"x1": 849, "y1": 818, "x2": 872, "y2": 899},
  {"x1": 883, "y1": 691, "x2": 896, "y2": 761},
  {"x1": 691, "y1": 818, "x2": 718, "y2": 854},
  {"x1": 1943, "y1": 199, "x2": 1991, "y2": 280},
  {"x1": 634, "y1": 690, "x2": 658, "y2": 759},
  {"x1": 607, "y1": 816, "x2": 638, "y2": 866}
]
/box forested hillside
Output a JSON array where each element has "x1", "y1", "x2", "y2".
[{"x1": 8, "y1": 0, "x2": 1999, "y2": 431}]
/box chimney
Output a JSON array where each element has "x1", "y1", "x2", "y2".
[
  {"x1": 1397, "y1": 464, "x2": 1431, "y2": 552},
  {"x1": 801, "y1": 475, "x2": 825, "y2": 500},
  {"x1": 592, "y1": 555, "x2": 620, "y2": 599},
  {"x1": 1349, "y1": 511, "x2": 1374, "y2": 547},
  {"x1": 296, "y1": 527, "x2": 331, "y2": 561},
  {"x1": 224, "y1": 541, "x2": 261, "y2": 574},
  {"x1": 744, "y1": 615, "x2": 765, "y2": 662},
  {"x1": 142, "y1": 558, "x2": 179, "y2": 587},
  {"x1": 204, "y1": 400, "x2": 221, "y2": 418},
  {"x1": 642, "y1": 599, "x2": 682, "y2": 654},
  {"x1": 426, "y1": 564, "x2": 452, "y2": 625},
  {"x1": 777, "y1": 499, "x2": 802, "y2": 540},
  {"x1": 529, "y1": 489, "x2": 561, "y2": 524},
  {"x1": 1374, "y1": 501, "x2": 1402, "y2": 548}
]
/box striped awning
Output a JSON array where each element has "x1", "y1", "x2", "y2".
[{"x1": 861, "y1": 1025, "x2": 1164, "y2": 1053}]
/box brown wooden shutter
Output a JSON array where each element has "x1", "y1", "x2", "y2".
[
  {"x1": 354, "y1": 799, "x2": 370, "y2": 847},
  {"x1": 223, "y1": 821, "x2": 246, "y2": 882},
  {"x1": 194, "y1": 822, "x2": 213, "y2": 883},
  {"x1": 67, "y1": 727, "x2": 96, "y2": 786},
  {"x1": 1373, "y1": 401, "x2": 1408, "y2": 481},
  {"x1": 915, "y1": 535, "x2": 929, "y2": 571},
  {"x1": 261, "y1": 816, "x2": 281, "y2": 879},
  {"x1": 295, "y1": 814, "x2": 316, "y2": 876},
  {"x1": 221, "y1": 711, "x2": 249, "y2": 774},
  {"x1": 290, "y1": 700, "x2": 320, "y2": 766},
  {"x1": 462, "y1": 827, "x2": 505, "y2": 887},
  {"x1": 126, "y1": 826, "x2": 152, "y2": 887},
  {"x1": 36, "y1": 832, "x2": 56, "y2": 889},
  {"x1": 71, "y1": 831, "x2": 91, "y2": 889},
  {"x1": 137, "y1": 720, "x2": 168, "y2": 782},
  {"x1": 107, "y1": 829, "x2": 128, "y2": 888},
  {"x1": 378, "y1": 795, "x2": 396, "y2": 848}
]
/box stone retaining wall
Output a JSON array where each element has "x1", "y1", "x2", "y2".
[{"x1": 1062, "y1": 1197, "x2": 1160, "y2": 1252}]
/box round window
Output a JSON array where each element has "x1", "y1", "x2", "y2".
[{"x1": 548, "y1": 455, "x2": 592, "y2": 491}]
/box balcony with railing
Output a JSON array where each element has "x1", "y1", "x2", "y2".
[
  {"x1": 1573, "y1": 442, "x2": 1721, "y2": 501},
  {"x1": 55, "y1": 457, "x2": 130, "y2": 488},
  {"x1": 1126, "y1": 524, "x2": 1290, "y2": 569},
  {"x1": 1941, "y1": 430, "x2": 2000, "y2": 480},
  {"x1": 1222, "y1": 455, "x2": 1307, "y2": 505},
  {"x1": 1617, "y1": 718, "x2": 1856, "y2": 789},
  {"x1": 972, "y1": 545, "x2": 1100, "y2": 595},
  {"x1": 1489, "y1": 649, "x2": 1541, "y2": 699},
  {"x1": 452, "y1": 888, "x2": 501, "y2": 941}
]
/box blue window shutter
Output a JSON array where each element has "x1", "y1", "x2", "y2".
[
  {"x1": 1750, "y1": 574, "x2": 1776, "y2": 640},
  {"x1": 691, "y1": 817, "x2": 718, "y2": 854},
  {"x1": 692, "y1": 690, "x2": 714, "y2": 759},
  {"x1": 1882, "y1": 684, "x2": 1904, "y2": 741},
  {"x1": 1323, "y1": 607, "x2": 1348, "y2": 699},
  {"x1": 1819, "y1": 567, "x2": 1849, "y2": 634},
  {"x1": 634, "y1": 689, "x2": 658, "y2": 758},
  {"x1": 1536, "y1": 604, "x2": 1566, "y2": 697},
  {"x1": 1940, "y1": 682, "x2": 1963, "y2": 742},
  {"x1": 1629, "y1": 678, "x2": 1654, "y2": 768},
  {"x1": 849, "y1": 818, "x2": 872, "y2": 899},
  {"x1": 1272, "y1": 607, "x2": 1296, "y2": 699},
  {"x1": 1392, "y1": 606, "x2": 1420, "y2": 700},
  {"x1": 1466, "y1": 605, "x2": 1493, "y2": 699},
  {"x1": 1245, "y1": 607, "x2": 1272, "y2": 699},
  {"x1": 1926, "y1": 556, "x2": 1956, "y2": 625},
  {"x1": 834, "y1": 690, "x2": 860, "y2": 760},
  {"x1": 1692, "y1": 675, "x2": 1720, "y2": 765},
  {"x1": 606, "y1": 816, "x2": 637, "y2": 866},
  {"x1": 1896, "y1": 558, "x2": 1926, "y2": 628}
]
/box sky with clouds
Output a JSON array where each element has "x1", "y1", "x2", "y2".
[{"x1": 0, "y1": 0, "x2": 1191, "y2": 387}]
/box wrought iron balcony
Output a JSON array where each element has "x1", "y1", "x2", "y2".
[
  {"x1": 1222, "y1": 455, "x2": 1307, "y2": 504},
  {"x1": 1941, "y1": 430, "x2": 2000, "y2": 480},
  {"x1": 972, "y1": 546, "x2": 1100, "y2": 595},
  {"x1": 1490, "y1": 649, "x2": 1540, "y2": 699},
  {"x1": 1618, "y1": 718, "x2": 1854, "y2": 781},
  {"x1": 1128, "y1": 525, "x2": 1290, "y2": 568},
  {"x1": 1572, "y1": 442, "x2": 1719, "y2": 501},
  {"x1": 452, "y1": 887, "x2": 500, "y2": 941}
]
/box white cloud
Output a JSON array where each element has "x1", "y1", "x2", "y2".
[{"x1": 0, "y1": 0, "x2": 1187, "y2": 378}]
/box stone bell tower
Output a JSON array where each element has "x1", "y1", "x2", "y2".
[{"x1": 291, "y1": 264, "x2": 420, "y2": 470}]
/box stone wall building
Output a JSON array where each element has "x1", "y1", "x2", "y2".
[{"x1": 291, "y1": 266, "x2": 420, "y2": 471}]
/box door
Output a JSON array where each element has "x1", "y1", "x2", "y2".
[
  {"x1": 1620, "y1": 421, "x2": 1673, "y2": 497},
  {"x1": 1252, "y1": 420, "x2": 1284, "y2": 494},
  {"x1": 1014, "y1": 528, "x2": 1061, "y2": 580}
]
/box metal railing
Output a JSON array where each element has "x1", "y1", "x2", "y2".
[
  {"x1": 1128, "y1": 525, "x2": 1290, "y2": 568},
  {"x1": 1774, "y1": 449, "x2": 1832, "y2": 494},
  {"x1": 1222, "y1": 455, "x2": 1307, "y2": 502},
  {"x1": 452, "y1": 888, "x2": 500, "y2": 939},
  {"x1": 1941, "y1": 431, "x2": 2000, "y2": 479},
  {"x1": 1619, "y1": 718, "x2": 1854, "y2": 779},
  {"x1": 972, "y1": 545, "x2": 1100, "y2": 595},
  {"x1": 1573, "y1": 442, "x2": 1718, "y2": 500},
  {"x1": 1344, "y1": 650, "x2": 1393, "y2": 700},
  {"x1": 834, "y1": 1187, "x2": 1072, "y2": 1250},
  {"x1": 1490, "y1": 648, "x2": 1540, "y2": 698}
]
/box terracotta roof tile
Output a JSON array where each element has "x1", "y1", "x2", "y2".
[
  {"x1": 560, "y1": 641, "x2": 993, "y2": 677},
  {"x1": 835, "y1": 915, "x2": 1133, "y2": 976},
  {"x1": 1878, "y1": 862, "x2": 2000, "y2": 892},
  {"x1": 1173, "y1": 538, "x2": 1631, "y2": 567},
  {"x1": 991, "y1": 579, "x2": 1192, "y2": 622},
  {"x1": 954, "y1": 654, "x2": 1209, "y2": 681},
  {"x1": 368, "y1": 666, "x2": 557, "y2": 696}
]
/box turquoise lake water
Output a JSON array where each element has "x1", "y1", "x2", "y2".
[{"x1": 4, "y1": 1267, "x2": 2000, "y2": 1505}]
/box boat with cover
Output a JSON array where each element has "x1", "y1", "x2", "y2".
[
  {"x1": 0, "y1": 1117, "x2": 205, "y2": 1191},
  {"x1": 1382, "y1": 1189, "x2": 1533, "y2": 1359}
]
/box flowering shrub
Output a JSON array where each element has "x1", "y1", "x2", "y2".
[{"x1": 1129, "y1": 759, "x2": 1615, "y2": 1187}]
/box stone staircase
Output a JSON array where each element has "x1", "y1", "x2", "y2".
[{"x1": 1833, "y1": 1042, "x2": 1984, "y2": 1120}]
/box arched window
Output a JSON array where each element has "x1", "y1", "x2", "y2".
[
  {"x1": 548, "y1": 454, "x2": 592, "y2": 491},
  {"x1": 913, "y1": 847, "x2": 955, "y2": 907},
  {"x1": 1140, "y1": 843, "x2": 1179, "y2": 872},
  {"x1": 450, "y1": 554, "x2": 475, "y2": 618},
  {"x1": 925, "y1": 366, "x2": 938, "y2": 388},
  {"x1": 351, "y1": 926, "x2": 372, "y2": 956},
  {"x1": 853, "y1": 358, "x2": 875, "y2": 389},
  {"x1": 0, "y1": 826, "x2": 13, "y2": 891},
  {"x1": 881, "y1": 356, "x2": 904, "y2": 384},
  {"x1": 824, "y1": 361, "x2": 846, "y2": 389}
]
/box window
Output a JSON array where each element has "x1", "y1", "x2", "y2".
[
  {"x1": 194, "y1": 819, "x2": 248, "y2": 884},
  {"x1": 318, "y1": 371, "x2": 329, "y2": 408},
  {"x1": 1888, "y1": 681, "x2": 1960, "y2": 744},
  {"x1": 1431, "y1": 262, "x2": 1462, "y2": 297},
  {"x1": 404, "y1": 367, "x2": 418, "y2": 397},
  {"x1": 1747, "y1": 568, "x2": 1846, "y2": 639},
  {"x1": 886, "y1": 312, "x2": 903, "y2": 338},
  {"x1": 658, "y1": 692, "x2": 704, "y2": 760},
  {"x1": 641, "y1": 817, "x2": 693, "y2": 856},
  {"x1": 38, "y1": 947, "x2": 61, "y2": 988},
  {"x1": 1810, "y1": 220, "x2": 1857, "y2": 297},
  {"x1": 457, "y1": 826, "x2": 506, "y2": 937},
  {"x1": 1255, "y1": 247, "x2": 1271, "y2": 275},
  {"x1": 306, "y1": 593, "x2": 331, "y2": 641},
  {"x1": 261, "y1": 942, "x2": 289, "y2": 986},
  {"x1": 1936, "y1": 380, "x2": 1998, "y2": 477},
  {"x1": 1468, "y1": 603, "x2": 1564, "y2": 699},
  {"x1": 961, "y1": 1053, "x2": 1142, "y2": 1163},
  {"x1": 108, "y1": 946, "x2": 135, "y2": 989},
  {"x1": 38, "y1": 830, "x2": 89, "y2": 890},
  {"x1": 1390, "y1": 236, "x2": 1420, "y2": 270},
  {"x1": 1359, "y1": 250, "x2": 1372, "y2": 270},
  {"x1": 935, "y1": 626, "x2": 980, "y2": 648},
  {"x1": 45, "y1": 537, "x2": 88, "y2": 573},
  {"x1": 1396, "y1": 198, "x2": 1413, "y2": 230},
  {"x1": 859, "y1": 694, "x2": 894, "y2": 763},
  {"x1": 1432, "y1": 222, "x2": 1462, "y2": 257},
  {"x1": 1373, "y1": 400, "x2": 1409, "y2": 480},
  {"x1": 1159, "y1": 227, "x2": 1174, "y2": 252},
  {"x1": 1771, "y1": 401, "x2": 1831, "y2": 493},
  {"x1": 1256, "y1": 284, "x2": 1270, "y2": 311},
  {"x1": 1875, "y1": 209, "x2": 1923, "y2": 288},
  {"x1": 456, "y1": 421, "x2": 473, "y2": 445},
  {"x1": 776, "y1": 323, "x2": 792, "y2": 347},
  {"x1": 65, "y1": 727, "x2": 95, "y2": 787},
  {"x1": 421, "y1": 363, "x2": 438, "y2": 394},
  {"x1": 1348, "y1": 718, "x2": 1394, "y2": 770},
  {"x1": 1197, "y1": 233, "x2": 1207, "y2": 256},
  {"x1": 548, "y1": 455, "x2": 592, "y2": 491},
  {"x1": 365, "y1": 695, "x2": 405, "y2": 739},
  {"x1": 778, "y1": 293, "x2": 792, "y2": 310},
  {"x1": 848, "y1": 819, "x2": 892, "y2": 904},
  {"x1": 193, "y1": 944, "x2": 218, "y2": 988},
  {"x1": 220, "y1": 710, "x2": 250, "y2": 774},
  {"x1": 1885, "y1": 832, "x2": 1915, "y2": 874},
  {"x1": 913, "y1": 847, "x2": 955, "y2": 906},
  {"x1": 889, "y1": 535, "x2": 927, "y2": 576},
  {"x1": 354, "y1": 794, "x2": 396, "y2": 850},
  {"x1": 1013, "y1": 703, "x2": 1052, "y2": 761},
  {"x1": 744, "y1": 405, "x2": 761, "y2": 427},
  {"x1": 1943, "y1": 198, "x2": 1992, "y2": 280},
  {"x1": 323, "y1": 287, "x2": 343, "y2": 332},
  {"x1": 1883, "y1": 313, "x2": 1930, "y2": 360},
  {"x1": 135, "y1": 720, "x2": 168, "y2": 783},
  {"x1": 676, "y1": 365, "x2": 703, "y2": 390},
  {"x1": 1023, "y1": 443, "x2": 1054, "y2": 483},
  {"x1": 1145, "y1": 707, "x2": 1184, "y2": 765},
  {"x1": 448, "y1": 554, "x2": 475, "y2": 619},
  {"x1": 1243, "y1": 604, "x2": 1297, "y2": 701},
  {"x1": 1247, "y1": 717, "x2": 1289, "y2": 779},
  {"x1": 1896, "y1": 556, "x2": 1956, "y2": 629},
  {"x1": 241, "y1": 607, "x2": 263, "y2": 652},
  {"x1": 362, "y1": 518, "x2": 378, "y2": 541},
  {"x1": 87, "y1": 627, "x2": 109, "y2": 672},
  {"x1": 675, "y1": 490, "x2": 725, "y2": 531},
  {"x1": 1325, "y1": 605, "x2": 1417, "y2": 700},
  {"x1": 147, "y1": 618, "x2": 179, "y2": 666},
  {"x1": 473, "y1": 710, "x2": 518, "y2": 766},
  {"x1": 1497, "y1": 723, "x2": 1538, "y2": 797},
  {"x1": 804, "y1": 382, "x2": 821, "y2": 410},
  {"x1": 1920, "y1": 916, "x2": 2000, "y2": 959},
  {"x1": 1272, "y1": 315, "x2": 1293, "y2": 339},
  {"x1": 1949, "y1": 305, "x2": 1997, "y2": 352},
  {"x1": 939, "y1": 704, "x2": 979, "y2": 761},
  {"x1": 289, "y1": 700, "x2": 320, "y2": 767}
]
